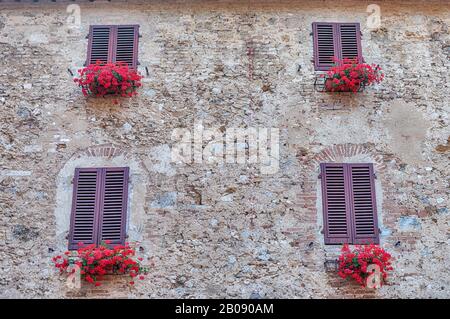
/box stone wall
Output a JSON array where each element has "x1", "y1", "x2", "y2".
[{"x1": 0, "y1": 0, "x2": 448, "y2": 298}]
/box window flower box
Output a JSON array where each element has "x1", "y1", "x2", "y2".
[
  {"x1": 53, "y1": 241, "x2": 148, "y2": 287},
  {"x1": 337, "y1": 244, "x2": 393, "y2": 288},
  {"x1": 74, "y1": 61, "x2": 143, "y2": 98},
  {"x1": 314, "y1": 58, "x2": 384, "y2": 93}
]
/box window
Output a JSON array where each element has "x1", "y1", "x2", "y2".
[
  {"x1": 68, "y1": 167, "x2": 129, "y2": 250},
  {"x1": 320, "y1": 163, "x2": 379, "y2": 245},
  {"x1": 86, "y1": 25, "x2": 139, "y2": 69},
  {"x1": 312, "y1": 22, "x2": 362, "y2": 71}
]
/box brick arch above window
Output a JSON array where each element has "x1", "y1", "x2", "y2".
[
  {"x1": 70, "y1": 144, "x2": 131, "y2": 160},
  {"x1": 298, "y1": 143, "x2": 387, "y2": 172}
]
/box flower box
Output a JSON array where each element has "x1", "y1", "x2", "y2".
[
  {"x1": 74, "y1": 61, "x2": 143, "y2": 98},
  {"x1": 337, "y1": 244, "x2": 393, "y2": 288},
  {"x1": 314, "y1": 58, "x2": 383, "y2": 93},
  {"x1": 53, "y1": 241, "x2": 148, "y2": 287},
  {"x1": 323, "y1": 77, "x2": 364, "y2": 93}
]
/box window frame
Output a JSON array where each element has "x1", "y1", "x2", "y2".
[
  {"x1": 68, "y1": 167, "x2": 130, "y2": 250},
  {"x1": 86, "y1": 24, "x2": 140, "y2": 69},
  {"x1": 320, "y1": 163, "x2": 379, "y2": 245},
  {"x1": 312, "y1": 22, "x2": 363, "y2": 71}
]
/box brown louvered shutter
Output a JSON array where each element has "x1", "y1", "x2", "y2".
[
  {"x1": 87, "y1": 25, "x2": 139, "y2": 69},
  {"x1": 313, "y1": 23, "x2": 338, "y2": 71},
  {"x1": 338, "y1": 23, "x2": 363, "y2": 63},
  {"x1": 114, "y1": 25, "x2": 139, "y2": 69},
  {"x1": 68, "y1": 167, "x2": 129, "y2": 250},
  {"x1": 312, "y1": 22, "x2": 362, "y2": 71},
  {"x1": 86, "y1": 26, "x2": 114, "y2": 66},
  {"x1": 348, "y1": 164, "x2": 379, "y2": 244},
  {"x1": 320, "y1": 163, "x2": 353, "y2": 244},
  {"x1": 98, "y1": 167, "x2": 129, "y2": 246},
  {"x1": 321, "y1": 163, "x2": 379, "y2": 245},
  {"x1": 68, "y1": 168, "x2": 102, "y2": 250}
]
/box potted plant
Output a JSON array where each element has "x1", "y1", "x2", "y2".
[
  {"x1": 52, "y1": 241, "x2": 148, "y2": 286},
  {"x1": 337, "y1": 244, "x2": 393, "y2": 288},
  {"x1": 74, "y1": 61, "x2": 143, "y2": 98},
  {"x1": 316, "y1": 58, "x2": 384, "y2": 93}
]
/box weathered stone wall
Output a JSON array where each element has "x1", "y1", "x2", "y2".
[{"x1": 0, "y1": 0, "x2": 448, "y2": 298}]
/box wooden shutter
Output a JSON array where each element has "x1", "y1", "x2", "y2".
[
  {"x1": 68, "y1": 168, "x2": 102, "y2": 250},
  {"x1": 98, "y1": 167, "x2": 129, "y2": 246},
  {"x1": 313, "y1": 23, "x2": 338, "y2": 71},
  {"x1": 320, "y1": 163, "x2": 353, "y2": 244},
  {"x1": 338, "y1": 23, "x2": 363, "y2": 63},
  {"x1": 312, "y1": 22, "x2": 362, "y2": 71},
  {"x1": 321, "y1": 163, "x2": 379, "y2": 244},
  {"x1": 348, "y1": 164, "x2": 379, "y2": 244},
  {"x1": 68, "y1": 167, "x2": 129, "y2": 249},
  {"x1": 86, "y1": 25, "x2": 139, "y2": 69},
  {"x1": 114, "y1": 25, "x2": 139, "y2": 69},
  {"x1": 86, "y1": 26, "x2": 114, "y2": 66}
]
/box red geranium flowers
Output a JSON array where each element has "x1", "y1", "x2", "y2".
[
  {"x1": 74, "y1": 61, "x2": 143, "y2": 97},
  {"x1": 337, "y1": 244, "x2": 393, "y2": 288},
  {"x1": 324, "y1": 58, "x2": 384, "y2": 92},
  {"x1": 53, "y1": 241, "x2": 148, "y2": 286}
]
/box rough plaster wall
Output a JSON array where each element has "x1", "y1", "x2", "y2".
[
  {"x1": 384, "y1": 100, "x2": 431, "y2": 165},
  {"x1": 0, "y1": 0, "x2": 448, "y2": 298}
]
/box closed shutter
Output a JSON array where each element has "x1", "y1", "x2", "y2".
[
  {"x1": 338, "y1": 23, "x2": 362, "y2": 63},
  {"x1": 320, "y1": 163, "x2": 379, "y2": 244},
  {"x1": 68, "y1": 167, "x2": 129, "y2": 250},
  {"x1": 68, "y1": 168, "x2": 102, "y2": 250},
  {"x1": 114, "y1": 25, "x2": 139, "y2": 69},
  {"x1": 320, "y1": 163, "x2": 353, "y2": 244},
  {"x1": 86, "y1": 25, "x2": 139, "y2": 69},
  {"x1": 348, "y1": 164, "x2": 379, "y2": 244},
  {"x1": 312, "y1": 22, "x2": 362, "y2": 71},
  {"x1": 86, "y1": 26, "x2": 114, "y2": 66},
  {"x1": 98, "y1": 167, "x2": 129, "y2": 246},
  {"x1": 313, "y1": 23, "x2": 338, "y2": 71}
]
